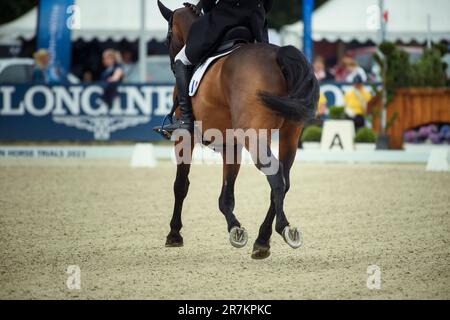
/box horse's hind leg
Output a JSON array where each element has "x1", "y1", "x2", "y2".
[
  {"x1": 220, "y1": 144, "x2": 247, "y2": 248},
  {"x1": 251, "y1": 124, "x2": 303, "y2": 259},
  {"x1": 166, "y1": 139, "x2": 194, "y2": 247}
]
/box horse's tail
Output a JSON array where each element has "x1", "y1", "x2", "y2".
[{"x1": 259, "y1": 45, "x2": 319, "y2": 122}]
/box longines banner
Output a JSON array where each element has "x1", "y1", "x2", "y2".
[
  {"x1": 0, "y1": 84, "x2": 173, "y2": 141},
  {"x1": 0, "y1": 83, "x2": 375, "y2": 141}
]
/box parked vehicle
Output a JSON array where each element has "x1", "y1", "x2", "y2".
[
  {"x1": 0, "y1": 58, "x2": 79, "y2": 84},
  {"x1": 126, "y1": 55, "x2": 174, "y2": 84}
]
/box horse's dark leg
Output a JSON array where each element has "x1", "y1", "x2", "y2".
[
  {"x1": 252, "y1": 160, "x2": 292, "y2": 259},
  {"x1": 220, "y1": 145, "x2": 247, "y2": 248},
  {"x1": 166, "y1": 139, "x2": 193, "y2": 247},
  {"x1": 219, "y1": 162, "x2": 241, "y2": 231},
  {"x1": 252, "y1": 125, "x2": 303, "y2": 259},
  {"x1": 264, "y1": 157, "x2": 290, "y2": 234}
]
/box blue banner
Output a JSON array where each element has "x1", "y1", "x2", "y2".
[
  {"x1": 0, "y1": 83, "x2": 376, "y2": 141},
  {"x1": 302, "y1": 0, "x2": 314, "y2": 62},
  {"x1": 0, "y1": 84, "x2": 173, "y2": 141},
  {"x1": 36, "y1": 0, "x2": 74, "y2": 82}
]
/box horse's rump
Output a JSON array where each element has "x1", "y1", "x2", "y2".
[{"x1": 194, "y1": 44, "x2": 318, "y2": 132}]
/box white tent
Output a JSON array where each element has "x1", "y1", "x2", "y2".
[
  {"x1": 0, "y1": 0, "x2": 183, "y2": 42},
  {"x1": 282, "y1": 0, "x2": 450, "y2": 47}
]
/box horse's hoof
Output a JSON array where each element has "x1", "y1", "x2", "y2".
[
  {"x1": 165, "y1": 232, "x2": 184, "y2": 247},
  {"x1": 251, "y1": 243, "x2": 271, "y2": 259},
  {"x1": 282, "y1": 226, "x2": 303, "y2": 249},
  {"x1": 229, "y1": 226, "x2": 248, "y2": 248}
]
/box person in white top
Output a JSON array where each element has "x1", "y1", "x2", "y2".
[{"x1": 345, "y1": 58, "x2": 367, "y2": 83}]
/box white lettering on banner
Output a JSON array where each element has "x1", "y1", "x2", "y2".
[
  {"x1": 0, "y1": 85, "x2": 172, "y2": 140},
  {"x1": 320, "y1": 84, "x2": 345, "y2": 106},
  {"x1": 0, "y1": 147, "x2": 87, "y2": 159},
  {"x1": 120, "y1": 86, "x2": 152, "y2": 116},
  {"x1": 53, "y1": 86, "x2": 82, "y2": 115},
  {"x1": 48, "y1": 5, "x2": 61, "y2": 67},
  {"x1": 80, "y1": 86, "x2": 108, "y2": 116},
  {"x1": 153, "y1": 86, "x2": 173, "y2": 116},
  {"x1": 24, "y1": 85, "x2": 54, "y2": 116},
  {"x1": 0, "y1": 86, "x2": 23, "y2": 115}
]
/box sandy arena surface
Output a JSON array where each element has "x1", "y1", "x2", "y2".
[{"x1": 0, "y1": 159, "x2": 449, "y2": 300}]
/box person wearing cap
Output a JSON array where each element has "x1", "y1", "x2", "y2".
[{"x1": 344, "y1": 75, "x2": 372, "y2": 130}]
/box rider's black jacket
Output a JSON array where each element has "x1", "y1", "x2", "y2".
[
  {"x1": 201, "y1": 0, "x2": 273, "y2": 13},
  {"x1": 185, "y1": 0, "x2": 273, "y2": 65}
]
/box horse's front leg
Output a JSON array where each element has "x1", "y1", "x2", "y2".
[
  {"x1": 220, "y1": 144, "x2": 248, "y2": 248},
  {"x1": 166, "y1": 139, "x2": 193, "y2": 247}
]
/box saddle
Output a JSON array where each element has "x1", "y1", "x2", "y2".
[
  {"x1": 188, "y1": 26, "x2": 254, "y2": 97},
  {"x1": 200, "y1": 26, "x2": 254, "y2": 64}
]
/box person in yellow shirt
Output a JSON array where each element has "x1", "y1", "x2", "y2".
[
  {"x1": 344, "y1": 75, "x2": 371, "y2": 130},
  {"x1": 317, "y1": 92, "x2": 328, "y2": 120}
]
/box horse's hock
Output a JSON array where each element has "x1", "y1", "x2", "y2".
[{"x1": 379, "y1": 88, "x2": 450, "y2": 149}]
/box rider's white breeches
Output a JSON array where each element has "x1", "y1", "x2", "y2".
[{"x1": 175, "y1": 46, "x2": 192, "y2": 65}]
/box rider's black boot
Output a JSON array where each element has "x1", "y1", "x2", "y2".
[{"x1": 161, "y1": 60, "x2": 194, "y2": 134}]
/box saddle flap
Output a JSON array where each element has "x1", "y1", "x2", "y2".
[{"x1": 189, "y1": 48, "x2": 239, "y2": 97}]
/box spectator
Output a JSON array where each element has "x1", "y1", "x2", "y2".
[
  {"x1": 32, "y1": 49, "x2": 61, "y2": 83},
  {"x1": 331, "y1": 56, "x2": 352, "y2": 82},
  {"x1": 313, "y1": 56, "x2": 330, "y2": 120},
  {"x1": 82, "y1": 70, "x2": 93, "y2": 82},
  {"x1": 344, "y1": 75, "x2": 371, "y2": 131},
  {"x1": 121, "y1": 50, "x2": 136, "y2": 81},
  {"x1": 317, "y1": 91, "x2": 328, "y2": 120},
  {"x1": 32, "y1": 49, "x2": 48, "y2": 83},
  {"x1": 344, "y1": 58, "x2": 367, "y2": 83},
  {"x1": 313, "y1": 56, "x2": 329, "y2": 82},
  {"x1": 101, "y1": 49, "x2": 124, "y2": 106}
]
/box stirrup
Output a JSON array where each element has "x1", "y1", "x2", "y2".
[{"x1": 153, "y1": 113, "x2": 174, "y2": 140}]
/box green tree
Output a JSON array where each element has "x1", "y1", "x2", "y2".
[
  {"x1": 0, "y1": 0, "x2": 37, "y2": 25},
  {"x1": 267, "y1": 0, "x2": 329, "y2": 30}
]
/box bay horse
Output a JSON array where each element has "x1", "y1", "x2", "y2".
[{"x1": 158, "y1": 1, "x2": 319, "y2": 259}]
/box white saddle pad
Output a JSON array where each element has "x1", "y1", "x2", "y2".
[{"x1": 189, "y1": 49, "x2": 237, "y2": 97}]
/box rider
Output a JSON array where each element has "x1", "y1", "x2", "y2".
[{"x1": 161, "y1": 0, "x2": 274, "y2": 134}]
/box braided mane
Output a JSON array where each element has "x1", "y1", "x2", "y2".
[{"x1": 183, "y1": 2, "x2": 203, "y2": 17}]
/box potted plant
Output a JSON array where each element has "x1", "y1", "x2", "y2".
[
  {"x1": 372, "y1": 42, "x2": 449, "y2": 149},
  {"x1": 328, "y1": 106, "x2": 346, "y2": 120},
  {"x1": 300, "y1": 125, "x2": 322, "y2": 150},
  {"x1": 354, "y1": 127, "x2": 377, "y2": 151}
]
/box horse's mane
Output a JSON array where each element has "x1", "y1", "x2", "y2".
[{"x1": 183, "y1": 2, "x2": 203, "y2": 17}]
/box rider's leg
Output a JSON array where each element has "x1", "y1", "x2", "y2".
[{"x1": 163, "y1": 46, "x2": 194, "y2": 133}]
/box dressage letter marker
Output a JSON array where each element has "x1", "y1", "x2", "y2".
[
  {"x1": 426, "y1": 148, "x2": 449, "y2": 172},
  {"x1": 321, "y1": 120, "x2": 355, "y2": 151},
  {"x1": 131, "y1": 143, "x2": 157, "y2": 168}
]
